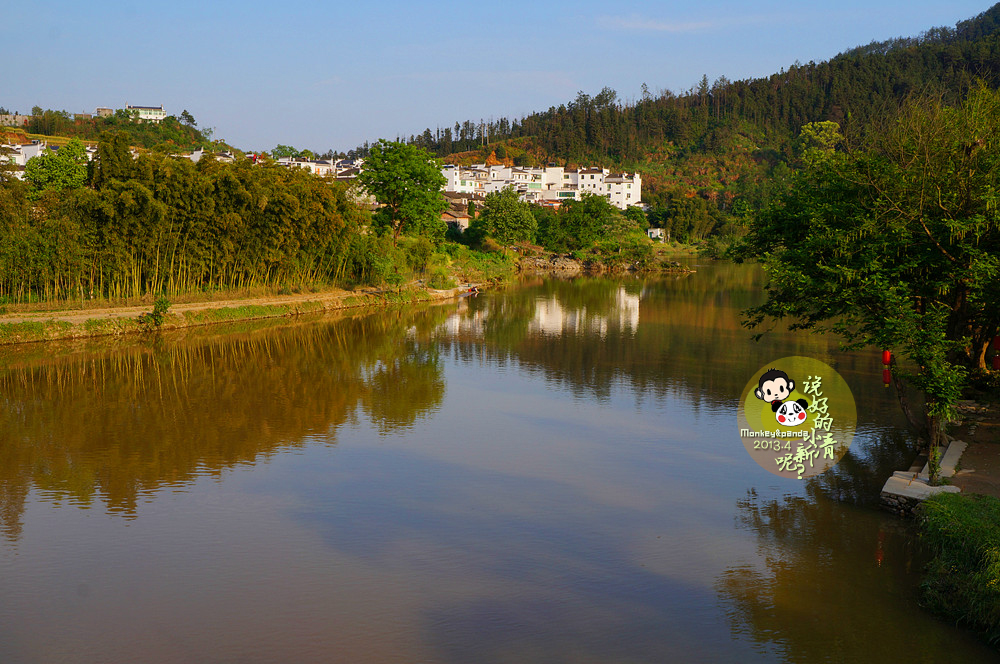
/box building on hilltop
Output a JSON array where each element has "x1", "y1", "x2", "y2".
[
  {"x1": 125, "y1": 104, "x2": 167, "y2": 123},
  {"x1": 0, "y1": 114, "x2": 31, "y2": 127}
]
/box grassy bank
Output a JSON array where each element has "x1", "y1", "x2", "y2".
[
  {"x1": 0, "y1": 285, "x2": 465, "y2": 346},
  {"x1": 918, "y1": 492, "x2": 1000, "y2": 645}
]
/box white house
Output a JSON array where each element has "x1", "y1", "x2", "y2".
[{"x1": 125, "y1": 105, "x2": 167, "y2": 123}]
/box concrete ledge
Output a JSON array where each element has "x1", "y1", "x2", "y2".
[
  {"x1": 940, "y1": 440, "x2": 967, "y2": 478},
  {"x1": 916, "y1": 440, "x2": 969, "y2": 478},
  {"x1": 882, "y1": 475, "x2": 960, "y2": 500},
  {"x1": 880, "y1": 472, "x2": 961, "y2": 517}
]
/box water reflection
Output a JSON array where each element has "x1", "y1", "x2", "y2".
[
  {"x1": 441, "y1": 269, "x2": 911, "y2": 420},
  {"x1": 0, "y1": 306, "x2": 450, "y2": 539}
]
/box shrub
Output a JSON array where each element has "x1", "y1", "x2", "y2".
[
  {"x1": 427, "y1": 266, "x2": 456, "y2": 290},
  {"x1": 139, "y1": 296, "x2": 171, "y2": 329},
  {"x1": 481, "y1": 237, "x2": 503, "y2": 253},
  {"x1": 404, "y1": 237, "x2": 434, "y2": 274}
]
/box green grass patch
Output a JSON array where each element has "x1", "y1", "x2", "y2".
[
  {"x1": 296, "y1": 300, "x2": 325, "y2": 313},
  {"x1": 918, "y1": 492, "x2": 1000, "y2": 644},
  {"x1": 0, "y1": 321, "x2": 47, "y2": 342},
  {"x1": 381, "y1": 289, "x2": 433, "y2": 304},
  {"x1": 0, "y1": 320, "x2": 76, "y2": 344},
  {"x1": 183, "y1": 304, "x2": 292, "y2": 324},
  {"x1": 83, "y1": 317, "x2": 141, "y2": 336}
]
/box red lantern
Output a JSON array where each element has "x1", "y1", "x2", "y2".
[
  {"x1": 993, "y1": 355, "x2": 1000, "y2": 371},
  {"x1": 881, "y1": 350, "x2": 891, "y2": 366},
  {"x1": 882, "y1": 368, "x2": 892, "y2": 387},
  {"x1": 993, "y1": 336, "x2": 1000, "y2": 351}
]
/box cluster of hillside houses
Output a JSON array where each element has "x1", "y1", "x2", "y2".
[
  {"x1": 443, "y1": 164, "x2": 641, "y2": 210},
  {"x1": 3, "y1": 104, "x2": 645, "y2": 234},
  {"x1": 273, "y1": 158, "x2": 644, "y2": 229},
  {"x1": 273, "y1": 158, "x2": 644, "y2": 212}
]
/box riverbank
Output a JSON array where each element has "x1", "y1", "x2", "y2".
[
  {"x1": 0, "y1": 283, "x2": 480, "y2": 345},
  {"x1": 518, "y1": 244, "x2": 698, "y2": 274},
  {"x1": 903, "y1": 402, "x2": 1000, "y2": 648}
]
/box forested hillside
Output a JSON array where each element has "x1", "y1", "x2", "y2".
[{"x1": 378, "y1": 3, "x2": 1000, "y2": 243}]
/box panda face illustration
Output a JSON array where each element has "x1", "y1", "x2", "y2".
[{"x1": 774, "y1": 398, "x2": 808, "y2": 427}]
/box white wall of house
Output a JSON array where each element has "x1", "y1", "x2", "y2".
[{"x1": 125, "y1": 105, "x2": 167, "y2": 123}]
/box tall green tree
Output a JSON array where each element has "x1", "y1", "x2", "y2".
[
  {"x1": 732, "y1": 85, "x2": 1000, "y2": 459},
  {"x1": 357, "y1": 139, "x2": 446, "y2": 243},
  {"x1": 270, "y1": 144, "x2": 301, "y2": 159},
  {"x1": 91, "y1": 131, "x2": 134, "y2": 189},
  {"x1": 23, "y1": 139, "x2": 88, "y2": 196},
  {"x1": 473, "y1": 186, "x2": 537, "y2": 248}
]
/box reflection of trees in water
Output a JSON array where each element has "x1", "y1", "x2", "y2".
[
  {"x1": 715, "y1": 429, "x2": 996, "y2": 663},
  {"x1": 0, "y1": 305, "x2": 450, "y2": 540},
  {"x1": 361, "y1": 346, "x2": 445, "y2": 434}
]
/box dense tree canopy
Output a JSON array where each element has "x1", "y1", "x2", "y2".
[
  {"x1": 732, "y1": 85, "x2": 1000, "y2": 451},
  {"x1": 0, "y1": 132, "x2": 384, "y2": 302},
  {"x1": 23, "y1": 138, "x2": 88, "y2": 195},
  {"x1": 383, "y1": 3, "x2": 1000, "y2": 168}
]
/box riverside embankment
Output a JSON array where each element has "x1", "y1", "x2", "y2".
[{"x1": 0, "y1": 283, "x2": 481, "y2": 345}]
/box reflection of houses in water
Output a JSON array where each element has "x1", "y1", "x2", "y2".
[
  {"x1": 439, "y1": 287, "x2": 641, "y2": 340},
  {"x1": 530, "y1": 287, "x2": 639, "y2": 338},
  {"x1": 441, "y1": 296, "x2": 487, "y2": 337}
]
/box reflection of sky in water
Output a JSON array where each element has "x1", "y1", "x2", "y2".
[{"x1": 0, "y1": 266, "x2": 997, "y2": 663}]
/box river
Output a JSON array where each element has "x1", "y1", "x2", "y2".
[{"x1": 0, "y1": 261, "x2": 995, "y2": 663}]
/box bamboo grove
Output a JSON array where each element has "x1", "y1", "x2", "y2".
[{"x1": 0, "y1": 132, "x2": 382, "y2": 304}]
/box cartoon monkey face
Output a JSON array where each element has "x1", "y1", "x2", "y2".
[
  {"x1": 754, "y1": 369, "x2": 794, "y2": 403},
  {"x1": 774, "y1": 398, "x2": 808, "y2": 426}
]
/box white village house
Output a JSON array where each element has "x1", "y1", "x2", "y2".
[
  {"x1": 125, "y1": 104, "x2": 167, "y2": 123},
  {"x1": 441, "y1": 163, "x2": 641, "y2": 210}
]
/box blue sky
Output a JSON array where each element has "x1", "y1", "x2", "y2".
[{"x1": 3, "y1": 1, "x2": 993, "y2": 153}]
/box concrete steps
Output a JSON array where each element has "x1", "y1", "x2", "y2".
[{"x1": 880, "y1": 441, "x2": 966, "y2": 516}]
